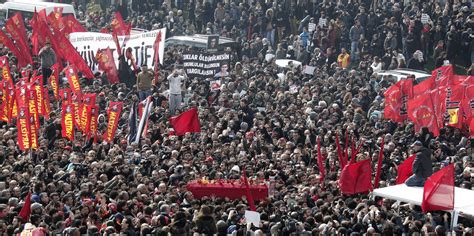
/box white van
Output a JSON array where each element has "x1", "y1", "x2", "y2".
[{"x1": 1, "y1": 0, "x2": 76, "y2": 20}]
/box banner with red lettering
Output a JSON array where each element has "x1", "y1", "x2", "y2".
[
  {"x1": 16, "y1": 105, "x2": 31, "y2": 151},
  {"x1": 5, "y1": 12, "x2": 33, "y2": 66},
  {"x1": 96, "y1": 47, "x2": 119, "y2": 84},
  {"x1": 103, "y1": 102, "x2": 123, "y2": 143},
  {"x1": 65, "y1": 66, "x2": 82, "y2": 95},
  {"x1": 407, "y1": 93, "x2": 440, "y2": 136},
  {"x1": 61, "y1": 103, "x2": 75, "y2": 141}
]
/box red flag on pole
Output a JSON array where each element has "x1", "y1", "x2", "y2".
[
  {"x1": 62, "y1": 14, "x2": 86, "y2": 35},
  {"x1": 103, "y1": 102, "x2": 123, "y2": 143},
  {"x1": 153, "y1": 30, "x2": 163, "y2": 81},
  {"x1": 5, "y1": 12, "x2": 32, "y2": 66},
  {"x1": 422, "y1": 163, "x2": 454, "y2": 212},
  {"x1": 407, "y1": 92, "x2": 440, "y2": 136},
  {"x1": 111, "y1": 12, "x2": 131, "y2": 36},
  {"x1": 96, "y1": 48, "x2": 120, "y2": 84},
  {"x1": 242, "y1": 169, "x2": 256, "y2": 211},
  {"x1": 18, "y1": 192, "x2": 32, "y2": 222},
  {"x1": 169, "y1": 107, "x2": 201, "y2": 136},
  {"x1": 395, "y1": 154, "x2": 416, "y2": 184},
  {"x1": 413, "y1": 76, "x2": 435, "y2": 97},
  {"x1": 373, "y1": 137, "x2": 385, "y2": 188},
  {"x1": 433, "y1": 65, "x2": 454, "y2": 87},
  {"x1": 339, "y1": 159, "x2": 373, "y2": 195},
  {"x1": 0, "y1": 30, "x2": 28, "y2": 68},
  {"x1": 65, "y1": 65, "x2": 82, "y2": 96}
]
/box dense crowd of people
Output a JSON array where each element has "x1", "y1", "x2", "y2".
[{"x1": 0, "y1": 0, "x2": 474, "y2": 235}]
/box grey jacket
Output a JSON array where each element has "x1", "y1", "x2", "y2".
[
  {"x1": 413, "y1": 147, "x2": 433, "y2": 178},
  {"x1": 39, "y1": 47, "x2": 57, "y2": 68}
]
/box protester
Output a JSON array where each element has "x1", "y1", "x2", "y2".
[
  {"x1": 37, "y1": 42, "x2": 56, "y2": 85},
  {"x1": 0, "y1": 0, "x2": 473, "y2": 235}
]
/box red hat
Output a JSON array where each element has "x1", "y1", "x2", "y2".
[
  {"x1": 205, "y1": 156, "x2": 213, "y2": 162},
  {"x1": 63, "y1": 146, "x2": 72, "y2": 151}
]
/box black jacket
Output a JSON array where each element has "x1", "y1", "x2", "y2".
[{"x1": 413, "y1": 147, "x2": 433, "y2": 178}]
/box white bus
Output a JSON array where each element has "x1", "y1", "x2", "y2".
[{"x1": 0, "y1": 0, "x2": 76, "y2": 20}]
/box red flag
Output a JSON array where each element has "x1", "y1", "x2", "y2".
[
  {"x1": 61, "y1": 103, "x2": 75, "y2": 141},
  {"x1": 103, "y1": 102, "x2": 123, "y2": 143},
  {"x1": 422, "y1": 163, "x2": 454, "y2": 212},
  {"x1": 316, "y1": 136, "x2": 326, "y2": 183},
  {"x1": 55, "y1": 31, "x2": 94, "y2": 78},
  {"x1": 373, "y1": 137, "x2": 385, "y2": 188},
  {"x1": 0, "y1": 82, "x2": 11, "y2": 123},
  {"x1": 111, "y1": 12, "x2": 131, "y2": 36},
  {"x1": 153, "y1": 31, "x2": 162, "y2": 81},
  {"x1": 88, "y1": 105, "x2": 99, "y2": 142},
  {"x1": 407, "y1": 92, "x2": 440, "y2": 136},
  {"x1": 59, "y1": 88, "x2": 72, "y2": 103},
  {"x1": 80, "y1": 93, "x2": 96, "y2": 134},
  {"x1": 242, "y1": 169, "x2": 256, "y2": 211},
  {"x1": 18, "y1": 192, "x2": 32, "y2": 222},
  {"x1": 5, "y1": 12, "x2": 33, "y2": 67},
  {"x1": 0, "y1": 30, "x2": 28, "y2": 68},
  {"x1": 462, "y1": 85, "x2": 474, "y2": 136},
  {"x1": 433, "y1": 65, "x2": 454, "y2": 87},
  {"x1": 343, "y1": 130, "x2": 349, "y2": 166},
  {"x1": 96, "y1": 48, "x2": 119, "y2": 84},
  {"x1": 62, "y1": 15, "x2": 86, "y2": 36},
  {"x1": 395, "y1": 154, "x2": 416, "y2": 184},
  {"x1": 112, "y1": 32, "x2": 122, "y2": 56},
  {"x1": 49, "y1": 64, "x2": 60, "y2": 100},
  {"x1": 439, "y1": 84, "x2": 465, "y2": 128},
  {"x1": 413, "y1": 76, "x2": 435, "y2": 97},
  {"x1": 43, "y1": 87, "x2": 51, "y2": 119},
  {"x1": 0, "y1": 56, "x2": 14, "y2": 87},
  {"x1": 339, "y1": 159, "x2": 373, "y2": 195},
  {"x1": 26, "y1": 87, "x2": 39, "y2": 149},
  {"x1": 384, "y1": 80, "x2": 412, "y2": 122},
  {"x1": 335, "y1": 132, "x2": 345, "y2": 169},
  {"x1": 169, "y1": 107, "x2": 201, "y2": 136},
  {"x1": 65, "y1": 65, "x2": 82, "y2": 95}
]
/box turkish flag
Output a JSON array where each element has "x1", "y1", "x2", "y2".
[
  {"x1": 339, "y1": 159, "x2": 373, "y2": 195},
  {"x1": 18, "y1": 192, "x2": 32, "y2": 222},
  {"x1": 395, "y1": 154, "x2": 416, "y2": 184},
  {"x1": 169, "y1": 107, "x2": 201, "y2": 136},
  {"x1": 422, "y1": 164, "x2": 454, "y2": 212},
  {"x1": 407, "y1": 92, "x2": 440, "y2": 136},
  {"x1": 432, "y1": 65, "x2": 454, "y2": 87}
]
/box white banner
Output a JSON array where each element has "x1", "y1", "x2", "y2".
[{"x1": 68, "y1": 28, "x2": 166, "y2": 72}]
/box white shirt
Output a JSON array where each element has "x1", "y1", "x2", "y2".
[{"x1": 168, "y1": 74, "x2": 185, "y2": 95}]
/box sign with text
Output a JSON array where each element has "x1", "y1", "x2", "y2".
[
  {"x1": 68, "y1": 28, "x2": 166, "y2": 72},
  {"x1": 182, "y1": 51, "x2": 230, "y2": 78}
]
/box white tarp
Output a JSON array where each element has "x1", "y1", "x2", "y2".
[
  {"x1": 373, "y1": 184, "x2": 474, "y2": 219},
  {"x1": 68, "y1": 28, "x2": 166, "y2": 72}
]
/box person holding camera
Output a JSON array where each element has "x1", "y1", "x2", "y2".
[{"x1": 167, "y1": 67, "x2": 187, "y2": 115}]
